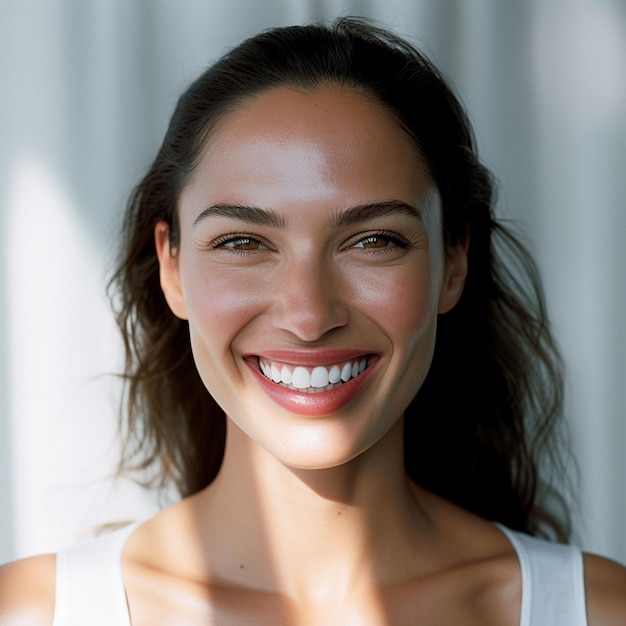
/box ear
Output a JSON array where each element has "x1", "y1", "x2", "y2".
[
  {"x1": 437, "y1": 226, "x2": 470, "y2": 314},
  {"x1": 154, "y1": 221, "x2": 188, "y2": 320}
]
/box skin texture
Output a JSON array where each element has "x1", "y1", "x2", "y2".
[{"x1": 1, "y1": 85, "x2": 626, "y2": 625}]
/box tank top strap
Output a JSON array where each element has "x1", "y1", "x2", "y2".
[
  {"x1": 495, "y1": 523, "x2": 588, "y2": 626},
  {"x1": 53, "y1": 522, "x2": 139, "y2": 626}
]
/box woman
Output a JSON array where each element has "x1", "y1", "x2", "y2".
[{"x1": 1, "y1": 18, "x2": 625, "y2": 625}]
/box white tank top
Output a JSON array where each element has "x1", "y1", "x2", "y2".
[{"x1": 52, "y1": 522, "x2": 588, "y2": 625}]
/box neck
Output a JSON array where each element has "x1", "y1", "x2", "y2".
[{"x1": 188, "y1": 418, "x2": 433, "y2": 603}]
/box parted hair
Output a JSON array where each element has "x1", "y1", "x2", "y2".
[{"x1": 109, "y1": 18, "x2": 571, "y2": 540}]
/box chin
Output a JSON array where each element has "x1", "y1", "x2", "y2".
[{"x1": 249, "y1": 413, "x2": 394, "y2": 473}]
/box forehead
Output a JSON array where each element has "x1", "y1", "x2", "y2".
[{"x1": 182, "y1": 84, "x2": 432, "y2": 212}]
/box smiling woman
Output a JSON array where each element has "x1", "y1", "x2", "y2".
[{"x1": 1, "y1": 17, "x2": 625, "y2": 626}]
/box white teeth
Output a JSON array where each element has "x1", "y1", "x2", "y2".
[
  {"x1": 280, "y1": 365, "x2": 292, "y2": 385},
  {"x1": 271, "y1": 363, "x2": 282, "y2": 383},
  {"x1": 292, "y1": 366, "x2": 311, "y2": 389},
  {"x1": 259, "y1": 357, "x2": 369, "y2": 391},
  {"x1": 311, "y1": 366, "x2": 329, "y2": 388},
  {"x1": 340, "y1": 361, "x2": 352, "y2": 382}
]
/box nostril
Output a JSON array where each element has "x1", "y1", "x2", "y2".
[{"x1": 271, "y1": 294, "x2": 350, "y2": 342}]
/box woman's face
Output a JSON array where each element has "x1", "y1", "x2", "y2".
[{"x1": 156, "y1": 84, "x2": 467, "y2": 470}]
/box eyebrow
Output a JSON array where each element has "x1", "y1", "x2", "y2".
[
  {"x1": 193, "y1": 204, "x2": 287, "y2": 229},
  {"x1": 192, "y1": 199, "x2": 423, "y2": 229},
  {"x1": 327, "y1": 200, "x2": 423, "y2": 228}
]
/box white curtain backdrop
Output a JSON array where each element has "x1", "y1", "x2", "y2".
[{"x1": 1, "y1": 0, "x2": 625, "y2": 564}]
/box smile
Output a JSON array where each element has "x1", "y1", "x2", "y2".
[{"x1": 258, "y1": 357, "x2": 368, "y2": 394}]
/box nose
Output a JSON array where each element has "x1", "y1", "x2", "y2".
[{"x1": 270, "y1": 255, "x2": 349, "y2": 342}]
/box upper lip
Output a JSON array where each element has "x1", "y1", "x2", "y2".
[{"x1": 247, "y1": 348, "x2": 374, "y2": 367}]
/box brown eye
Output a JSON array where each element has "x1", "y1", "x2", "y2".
[
  {"x1": 219, "y1": 236, "x2": 268, "y2": 250},
  {"x1": 353, "y1": 233, "x2": 406, "y2": 249},
  {"x1": 357, "y1": 235, "x2": 389, "y2": 248}
]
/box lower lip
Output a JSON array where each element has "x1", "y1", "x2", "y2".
[{"x1": 246, "y1": 358, "x2": 378, "y2": 417}]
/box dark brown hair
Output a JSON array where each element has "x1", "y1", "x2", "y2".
[{"x1": 109, "y1": 18, "x2": 571, "y2": 540}]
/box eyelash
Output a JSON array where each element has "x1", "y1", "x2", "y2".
[
  {"x1": 347, "y1": 230, "x2": 411, "y2": 252},
  {"x1": 210, "y1": 230, "x2": 412, "y2": 254},
  {"x1": 211, "y1": 233, "x2": 271, "y2": 254}
]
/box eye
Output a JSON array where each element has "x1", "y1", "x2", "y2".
[
  {"x1": 351, "y1": 232, "x2": 409, "y2": 250},
  {"x1": 214, "y1": 235, "x2": 270, "y2": 251}
]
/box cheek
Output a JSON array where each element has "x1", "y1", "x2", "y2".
[
  {"x1": 180, "y1": 261, "x2": 269, "y2": 385},
  {"x1": 350, "y1": 264, "x2": 439, "y2": 341},
  {"x1": 183, "y1": 261, "x2": 266, "y2": 329},
  {"x1": 350, "y1": 262, "x2": 441, "y2": 412}
]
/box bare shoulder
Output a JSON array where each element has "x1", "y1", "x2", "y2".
[
  {"x1": 584, "y1": 552, "x2": 626, "y2": 625},
  {"x1": 0, "y1": 554, "x2": 56, "y2": 625}
]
